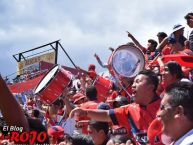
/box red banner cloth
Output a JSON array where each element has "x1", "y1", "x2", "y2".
[{"x1": 8, "y1": 74, "x2": 44, "y2": 93}]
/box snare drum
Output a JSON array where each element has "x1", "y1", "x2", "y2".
[
  {"x1": 93, "y1": 76, "x2": 113, "y2": 102},
  {"x1": 34, "y1": 65, "x2": 72, "y2": 104}
]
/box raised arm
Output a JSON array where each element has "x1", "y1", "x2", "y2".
[
  {"x1": 69, "y1": 107, "x2": 111, "y2": 122},
  {"x1": 156, "y1": 37, "x2": 168, "y2": 52},
  {"x1": 127, "y1": 31, "x2": 146, "y2": 51},
  {"x1": 94, "y1": 53, "x2": 108, "y2": 68},
  {"x1": 0, "y1": 75, "x2": 29, "y2": 131}
]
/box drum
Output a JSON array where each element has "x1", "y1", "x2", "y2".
[
  {"x1": 93, "y1": 76, "x2": 113, "y2": 102},
  {"x1": 34, "y1": 65, "x2": 72, "y2": 104},
  {"x1": 108, "y1": 44, "x2": 145, "y2": 78}
]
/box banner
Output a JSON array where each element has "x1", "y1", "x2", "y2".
[
  {"x1": 17, "y1": 51, "x2": 55, "y2": 75},
  {"x1": 8, "y1": 74, "x2": 44, "y2": 93}
]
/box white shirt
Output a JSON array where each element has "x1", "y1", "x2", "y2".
[
  {"x1": 173, "y1": 128, "x2": 193, "y2": 145},
  {"x1": 62, "y1": 117, "x2": 76, "y2": 135}
]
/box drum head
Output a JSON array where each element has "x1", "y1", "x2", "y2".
[
  {"x1": 112, "y1": 44, "x2": 145, "y2": 78},
  {"x1": 34, "y1": 65, "x2": 59, "y2": 94}
]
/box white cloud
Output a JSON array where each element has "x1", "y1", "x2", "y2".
[{"x1": 0, "y1": 0, "x2": 193, "y2": 77}]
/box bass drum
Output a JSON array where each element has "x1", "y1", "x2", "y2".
[
  {"x1": 93, "y1": 76, "x2": 113, "y2": 102},
  {"x1": 108, "y1": 44, "x2": 145, "y2": 79},
  {"x1": 34, "y1": 65, "x2": 72, "y2": 104}
]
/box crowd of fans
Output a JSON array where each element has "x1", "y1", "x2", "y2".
[{"x1": 0, "y1": 12, "x2": 193, "y2": 145}]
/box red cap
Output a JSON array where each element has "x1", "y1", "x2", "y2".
[
  {"x1": 88, "y1": 64, "x2": 96, "y2": 71},
  {"x1": 47, "y1": 126, "x2": 64, "y2": 139},
  {"x1": 87, "y1": 70, "x2": 97, "y2": 79},
  {"x1": 73, "y1": 93, "x2": 86, "y2": 104}
]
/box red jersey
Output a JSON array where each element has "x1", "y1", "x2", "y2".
[
  {"x1": 109, "y1": 98, "x2": 163, "y2": 144},
  {"x1": 78, "y1": 100, "x2": 99, "y2": 134},
  {"x1": 80, "y1": 100, "x2": 99, "y2": 109}
]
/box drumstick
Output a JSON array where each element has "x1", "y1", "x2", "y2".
[
  {"x1": 146, "y1": 52, "x2": 161, "y2": 68},
  {"x1": 113, "y1": 72, "x2": 132, "y2": 99}
]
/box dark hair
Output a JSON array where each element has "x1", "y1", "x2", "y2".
[
  {"x1": 32, "y1": 109, "x2": 40, "y2": 118},
  {"x1": 148, "y1": 39, "x2": 158, "y2": 51},
  {"x1": 110, "y1": 135, "x2": 134, "y2": 144},
  {"x1": 165, "y1": 61, "x2": 183, "y2": 79},
  {"x1": 72, "y1": 134, "x2": 94, "y2": 145},
  {"x1": 165, "y1": 82, "x2": 193, "y2": 121},
  {"x1": 27, "y1": 118, "x2": 50, "y2": 144},
  {"x1": 157, "y1": 32, "x2": 167, "y2": 38},
  {"x1": 62, "y1": 134, "x2": 73, "y2": 144},
  {"x1": 86, "y1": 86, "x2": 97, "y2": 101},
  {"x1": 138, "y1": 69, "x2": 159, "y2": 92},
  {"x1": 88, "y1": 120, "x2": 109, "y2": 135},
  {"x1": 184, "y1": 12, "x2": 193, "y2": 20}
]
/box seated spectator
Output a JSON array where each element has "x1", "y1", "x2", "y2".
[{"x1": 157, "y1": 82, "x2": 193, "y2": 144}]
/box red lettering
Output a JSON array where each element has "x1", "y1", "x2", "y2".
[
  {"x1": 29, "y1": 131, "x2": 37, "y2": 144},
  {"x1": 37, "y1": 132, "x2": 47, "y2": 143},
  {"x1": 20, "y1": 132, "x2": 29, "y2": 143},
  {"x1": 0, "y1": 134, "x2": 4, "y2": 140},
  {"x1": 4, "y1": 135, "x2": 10, "y2": 139},
  {"x1": 10, "y1": 131, "x2": 19, "y2": 142}
]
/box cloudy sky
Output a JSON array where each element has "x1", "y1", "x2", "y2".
[{"x1": 0, "y1": 0, "x2": 192, "y2": 79}]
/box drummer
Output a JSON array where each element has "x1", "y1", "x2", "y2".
[{"x1": 45, "y1": 99, "x2": 64, "y2": 127}]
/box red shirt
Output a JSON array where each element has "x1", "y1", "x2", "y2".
[
  {"x1": 162, "y1": 45, "x2": 171, "y2": 55},
  {"x1": 78, "y1": 100, "x2": 99, "y2": 134},
  {"x1": 109, "y1": 98, "x2": 162, "y2": 144},
  {"x1": 80, "y1": 100, "x2": 99, "y2": 109}
]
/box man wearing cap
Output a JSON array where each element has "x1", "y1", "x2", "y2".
[
  {"x1": 184, "y1": 12, "x2": 193, "y2": 52},
  {"x1": 70, "y1": 70, "x2": 163, "y2": 144},
  {"x1": 156, "y1": 24, "x2": 187, "y2": 54}
]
